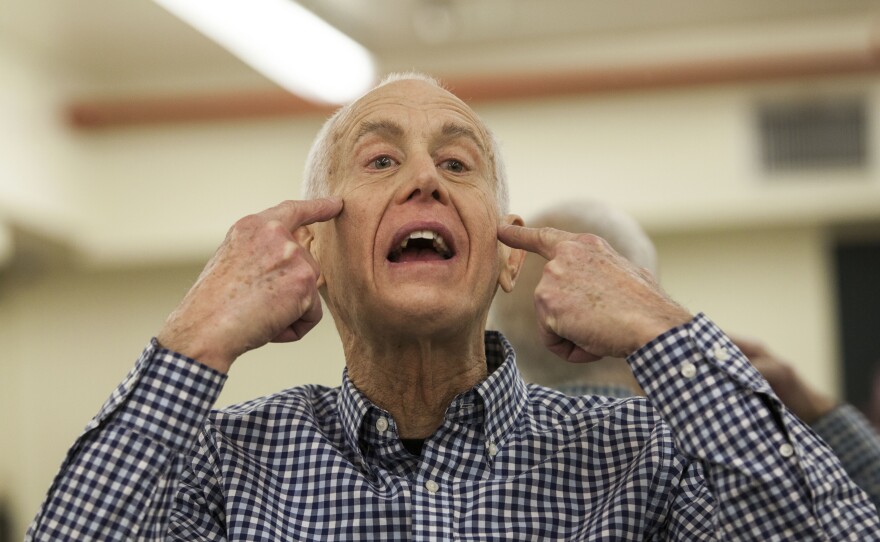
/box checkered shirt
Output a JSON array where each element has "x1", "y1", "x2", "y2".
[
  {"x1": 555, "y1": 382, "x2": 637, "y2": 400},
  {"x1": 556, "y1": 364, "x2": 880, "y2": 515},
  {"x1": 813, "y1": 403, "x2": 880, "y2": 511},
  {"x1": 27, "y1": 314, "x2": 880, "y2": 540}
]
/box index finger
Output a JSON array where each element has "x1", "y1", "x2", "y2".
[
  {"x1": 263, "y1": 197, "x2": 344, "y2": 231},
  {"x1": 497, "y1": 224, "x2": 577, "y2": 260}
]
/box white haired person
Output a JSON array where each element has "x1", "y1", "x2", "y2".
[
  {"x1": 492, "y1": 199, "x2": 880, "y2": 512},
  {"x1": 28, "y1": 74, "x2": 878, "y2": 540}
]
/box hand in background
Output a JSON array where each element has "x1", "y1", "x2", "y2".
[{"x1": 732, "y1": 335, "x2": 837, "y2": 424}]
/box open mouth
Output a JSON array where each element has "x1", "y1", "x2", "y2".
[{"x1": 387, "y1": 229, "x2": 454, "y2": 263}]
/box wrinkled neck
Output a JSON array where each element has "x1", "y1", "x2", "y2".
[{"x1": 343, "y1": 327, "x2": 489, "y2": 438}]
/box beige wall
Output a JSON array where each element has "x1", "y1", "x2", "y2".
[
  {"x1": 653, "y1": 226, "x2": 839, "y2": 396},
  {"x1": 4, "y1": 26, "x2": 880, "y2": 540}
]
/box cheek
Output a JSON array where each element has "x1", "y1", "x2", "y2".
[
  {"x1": 311, "y1": 223, "x2": 336, "y2": 266},
  {"x1": 462, "y1": 187, "x2": 500, "y2": 239},
  {"x1": 336, "y1": 160, "x2": 395, "y2": 200},
  {"x1": 330, "y1": 200, "x2": 382, "y2": 261}
]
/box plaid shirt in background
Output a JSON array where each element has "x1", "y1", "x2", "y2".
[{"x1": 27, "y1": 314, "x2": 880, "y2": 540}]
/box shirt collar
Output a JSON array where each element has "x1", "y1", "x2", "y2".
[
  {"x1": 336, "y1": 331, "x2": 527, "y2": 461},
  {"x1": 337, "y1": 368, "x2": 372, "y2": 466},
  {"x1": 474, "y1": 331, "x2": 528, "y2": 449},
  {"x1": 555, "y1": 382, "x2": 636, "y2": 399}
]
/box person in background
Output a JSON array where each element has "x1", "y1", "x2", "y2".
[
  {"x1": 492, "y1": 198, "x2": 880, "y2": 510},
  {"x1": 735, "y1": 335, "x2": 880, "y2": 510}
]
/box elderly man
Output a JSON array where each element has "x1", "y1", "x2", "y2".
[{"x1": 28, "y1": 74, "x2": 879, "y2": 540}]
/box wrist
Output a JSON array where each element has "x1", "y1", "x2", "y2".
[
  {"x1": 632, "y1": 306, "x2": 693, "y2": 354},
  {"x1": 156, "y1": 329, "x2": 235, "y2": 375}
]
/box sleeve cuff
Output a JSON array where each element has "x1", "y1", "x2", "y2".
[
  {"x1": 86, "y1": 339, "x2": 227, "y2": 452},
  {"x1": 625, "y1": 313, "x2": 790, "y2": 462}
]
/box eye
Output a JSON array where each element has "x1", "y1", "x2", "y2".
[
  {"x1": 369, "y1": 155, "x2": 396, "y2": 170},
  {"x1": 440, "y1": 159, "x2": 466, "y2": 173}
]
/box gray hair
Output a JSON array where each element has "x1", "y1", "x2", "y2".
[
  {"x1": 528, "y1": 200, "x2": 657, "y2": 274},
  {"x1": 301, "y1": 72, "x2": 509, "y2": 214}
]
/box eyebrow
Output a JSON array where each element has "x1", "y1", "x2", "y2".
[
  {"x1": 354, "y1": 120, "x2": 404, "y2": 145},
  {"x1": 439, "y1": 122, "x2": 487, "y2": 153},
  {"x1": 352, "y1": 119, "x2": 487, "y2": 154}
]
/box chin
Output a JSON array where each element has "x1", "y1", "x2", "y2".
[{"x1": 380, "y1": 294, "x2": 478, "y2": 334}]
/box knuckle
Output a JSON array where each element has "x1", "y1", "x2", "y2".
[
  {"x1": 291, "y1": 260, "x2": 319, "y2": 284},
  {"x1": 543, "y1": 259, "x2": 564, "y2": 278},
  {"x1": 278, "y1": 199, "x2": 300, "y2": 216},
  {"x1": 533, "y1": 283, "x2": 554, "y2": 307},
  {"x1": 233, "y1": 213, "x2": 262, "y2": 232},
  {"x1": 573, "y1": 232, "x2": 603, "y2": 248},
  {"x1": 281, "y1": 240, "x2": 303, "y2": 261},
  {"x1": 259, "y1": 221, "x2": 290, "y2": 247},
  {"x1": 228, "y1": 214, "x2": 266, "y2": 243},
  {"x1": 537, "y1": 227, "x2": 558, "y2": 244}
]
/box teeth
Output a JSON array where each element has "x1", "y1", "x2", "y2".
[
  {"x1": 410, "y1": 230, "x2": 435, "y2": 240},
  {"x1": 433, "y1": 235, "x2": 449, "y2": 255},
  {"x1": 397, "y1": 230, "x2": 451, "y2": 257}
]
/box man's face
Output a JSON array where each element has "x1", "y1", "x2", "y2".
[{"x1": 311, "y1": 79, "x2": 519, "y2": 339}]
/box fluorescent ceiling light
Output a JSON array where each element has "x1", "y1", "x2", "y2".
[{"x1": 153, "y1": 0, "x2": 376, "y2": 104}]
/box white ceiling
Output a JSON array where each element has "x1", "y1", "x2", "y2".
[{"x1": 2, "y1": 0, "x2": 878, "y2": 91}]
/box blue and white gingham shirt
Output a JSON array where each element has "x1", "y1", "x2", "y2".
[
  {"x1": 28, "y1": 314, "x2": 880, "y2": 540},
  {"x1": 558, "y1": 380, "x2": 880, "y2": 513}
]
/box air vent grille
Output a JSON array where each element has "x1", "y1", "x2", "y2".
[{"x1": 759, "y1": 98, "x2": 867, "y2": 172}]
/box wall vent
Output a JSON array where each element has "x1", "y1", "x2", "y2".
[{"x1": 758, "y1": 98, "x2": 868, "y2": 172}]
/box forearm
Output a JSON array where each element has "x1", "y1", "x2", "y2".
[
  {"x1": 629, "y1": 314, "x2": 880, "y2": 539},
  {"x1": 26, "y1": 341, "x2": 226, "y2": 541}
]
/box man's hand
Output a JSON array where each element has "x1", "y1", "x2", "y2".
[
  {"x1": 732, "y1": 335, "x2": 837, "y2": 424},
  {"x1": 157, "y1": 198, "x2": 343, "y2": 374},
  {"x1": 497, "y1": 224, "x2": 692, "y2": 363}
]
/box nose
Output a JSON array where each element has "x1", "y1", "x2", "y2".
[{"x1": 396, "y1": 154, "x2": 450, "y2": 205}]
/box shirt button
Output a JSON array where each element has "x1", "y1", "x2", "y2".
[
  {"x1": 425, "y1": 480, "x2": 439, "y2": 493},
  {"x1": 779, "y1": 443, "x2": 795, "y2": 458},
  {"x1": 375, "y1": 417, "x2": 389, "y2": 432},
  {"x1": 680, "y1": 362, "x2": 697, "y2": 379},
  {"x1": 487, "y1": 442, "x2": 498, "y2": 457},
  {"x1": 713, "y1": 346, "x2": 731, "y2": 361}
]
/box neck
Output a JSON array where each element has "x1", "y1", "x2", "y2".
[{"x1": 344, "y1": 326, "x2": 489, "y2": 438}]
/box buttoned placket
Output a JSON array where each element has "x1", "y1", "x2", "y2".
[{"x1": 410, "y1": 392, "x2": 494, "y2": 541}]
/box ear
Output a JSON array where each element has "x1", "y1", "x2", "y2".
[
  {"x1": 293, "y1": 224, "x2": 326, "y2": 289},
  {"x1": 497, "y1": 214, "x2": 526, "y2": 293}
]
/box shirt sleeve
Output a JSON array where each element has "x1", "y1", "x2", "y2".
[
  {"x1": 25, "y1": 339, "x2": 226, "y2": 542},
  {"x1": 812, "y1": 403, "x2": 880, "y2": 513},
  {"x1": 628, "y1": 313, "x2": 880, "y2": 540}
]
